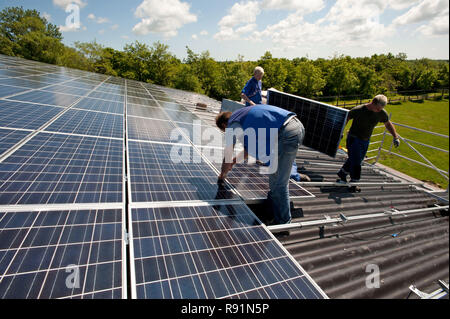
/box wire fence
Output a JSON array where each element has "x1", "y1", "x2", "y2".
[{"x1": 315, "y1": 89, "x2": 449, "y2": 109}]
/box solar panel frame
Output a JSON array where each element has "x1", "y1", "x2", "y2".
[
  {"x1": 0, "y1": 100, "x2": 64, "y2": 130},
  {"x1": 267, "y1": 89, "x2": 349, "y2": 157},
  {"x1": 128, "y1": 203, "x2": 327, "y2": 299},
  {"x1": 0, "y1": 128, "x2": 32, "y2": 158},
  {"x1": 0, "y1": 208, "x2": 127, "y2": 299},
  {"x1": 0, "y1": 132, "x2": 124, "y2": 205}
]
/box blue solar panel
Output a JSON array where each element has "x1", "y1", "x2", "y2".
[
  {"x1": 268, "y1": 90, "x2": 349, "y2": 157},
  {"x1": 0, "y1": 128, "x2": 31, "y2": 157},
  {"x1": 127, "y1": 141, "x2": 237, "y2": 202},
  {"x1": 7, "y1": 90, "x2": 81, "y2": 107},
  {"x1": 130, "y1": 204, "x2": 325, "y2": 299},
  {"x1": 0, "y1": 100, "x2": 63, "y2": 130},
  {"x1": 0, "y1": 209, "x2": 125, "y2": 299},
  {"x1": 127, "y1": 104, "x2": 170, "y2": 121},
  {"x1": 45, "y1": 109, "x2": 124, "y2": 139},
  {"x1": 0, "y1": 132, "x2": 123, "y2": 205},
  {"x1": 127, "y1": 96, "x2": 158, "y2": 107},
  {"x1": 127, "y1": 117, "x2": 189, "y2": 143},
  {"x1": 0, "y1": 84, "x2": 28, "y2": 98},
  {"x1": 73, "y1": 97, "x2": 124, "y2": 115},
  {"x1": 88, "y1": 91, "x2": 124, "y2": 103},
  {"x1": 0, "y1": 78, "x2": 50, "y2": 89}
]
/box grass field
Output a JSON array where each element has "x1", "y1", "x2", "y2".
[{"x1": 339, "y1": 98, "x2": 449, "y2": 189}]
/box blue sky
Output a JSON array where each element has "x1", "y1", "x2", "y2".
[{"x1": 2, "y1": 0, "x2": 449, "y2": 61}]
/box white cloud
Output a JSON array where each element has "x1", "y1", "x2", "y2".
[
  {"x1": 98, "y1": 29, "x2": 105, "y2": 35},
  {"x1": 253, "y1": 0, "x2": 394, "y2": 49},
  {"x1": 111, "y1": 24, "x2": 119, "y2": 30},
  {"x1": 59, "y1": 23, "x2": 86, "y2": 32},
  {"x1": 200, "y1": 30, "x2": 208, "y2": 36},
  {"x1": 121, "y1": 35, "x2": 130, "y2": 39},
  {"x1": 42, "y1": 12, "x2": 51, "y2": 22},
  {"x1": 192, "y1": 34, "x2": 198, "y2": 40},
  {"x1": 53, "y1": 0, "x2": 87, "y2": 9},
  {"x1": 393, "y1": 0, "x2": 449, "y2": 37},
  {"x1": 88, "y1": 13, "x2": 110, "y2": 24},
  {"x1": 215, "y1": 1, "x2": 261, "y2": 41},
  {"x1": 261, "y1": 0, "x2": 325, "y2": 13},
  {"x1": 388, "y1": 0, "x2": 419, "y2": 10},
  {"x1": 393, "y1": 0, "x2": 448, "y2": 25},
  {"x1": 132, "y1": 0, "x2": 197, "y2": 37}
]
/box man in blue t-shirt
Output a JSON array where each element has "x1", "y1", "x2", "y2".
[
  {"x1": 215, "y1": 105, "x2": 305, "y2": 227},
  {"x1": 241, "y1": 66, "x2": 264, "y2": 106}
]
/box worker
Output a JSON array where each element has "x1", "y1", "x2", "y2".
[
  {"x1": 241, "y1": 66, "x2": 264, "y2": 106},
  {"x1": 215, "y1": 104, "x2": 305, "y2": 226},
  {"x1": 241, "y1": 67, "x2": 310, "y2": 182},
  {"x1": 337, "y1": 94, "x2": 400, "y2": 192}
]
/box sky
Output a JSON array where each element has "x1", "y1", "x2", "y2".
[{"x1": 2, "y1": 0, "x2": 449, "y2": 61}]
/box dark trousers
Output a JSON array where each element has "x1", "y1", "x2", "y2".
[{"x1": 341, "y1": 135, "x2": 370, "y2": 181}]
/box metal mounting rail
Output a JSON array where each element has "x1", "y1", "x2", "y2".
[
  {"x1": 267, "y1": 205, "x2": 449, "y2": 233},
  {"x1": 294, "y1": 181, "x2": 424, "y2": 187}
]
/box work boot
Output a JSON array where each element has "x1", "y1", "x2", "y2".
[
  {"x1": 348, "y1": 185, "x2": 361, "y2": 193},
  {"x1": 336, "y1": 170, "x2": 347, "y2": 184},
  {"x1": 273, "y1": 230, "x2": 290, "y2": 239}
]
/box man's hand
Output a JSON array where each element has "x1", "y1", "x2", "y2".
[
  {"x1": 219, "y1": 158, "x2": 236, "y2": 181},
  {"x1": 393, "y1": 137, "x2": 400, "y2": 148}
]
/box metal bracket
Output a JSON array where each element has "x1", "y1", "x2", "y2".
[{"x1": 339, "y1": 213, "x2": 348, "y2": 223}]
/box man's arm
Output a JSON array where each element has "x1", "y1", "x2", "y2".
[
  {"x1": 385, "y1": 120, "x2": 400, "y2": 147},
  {"x1": 241, "y1": 93, "x2": 256, "y2": 106}
]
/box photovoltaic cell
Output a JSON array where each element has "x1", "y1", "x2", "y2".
[
  {"x1": 0, "y1": 132, "x2": 123, "y2": 205},
  {"x1": 7, "y1": 90, "x2": 81, "y2": 107},
  {"x1": 127, "y1": 96, "x2": 158, "y2": 107},
  {"x1": 0, "y1": 84, "x2": 28, "y2": 98},
  {"x1": 127, "y1": 141, "x2": 237, "y2": 202},
  {"x1": 88, "y1": 91, "x2": 124, "y2": 103},
  {"x1": 127, "y1": 104, "x2": 170, "y2": 121},
  {"x1": 73, "y1": 97, "x2": 124, "y2": 115},
  {"x1": 0, "y1": 128, "x2": 31, "y2": 157},
  {"x1": 130, "y1": 204, "x2": 325, "y2": 299},
  {"x1": 45, "y1": 109, "x2": 124, "y2": 139},
  {"x1": 127, "y1": 117, "x2": 189, "y2": 144},
  {"x1": 0, "y1": 100, "x2": 63, "y2": 130},
  {"x1": 206, "y1": 148, "x2": 313, "y2": 200},
  {"x1": 268, "y1": 90, "x2": 348, "y2": 157},
  {"x1": 43, "y1": 85, "x2": 90, "y2": 97},
  {"x1": 0, "y1": 78, "x2": 51, "y2": 89},
  {"x1": 0, "y1": 209, "x2": 124, "y2": 299},
  {"x1": 175, "y1": 122, "x2": 224, "y2": 148},
  {"x1": 164, "y1": 109, "x2": 201, "y2": 123}
]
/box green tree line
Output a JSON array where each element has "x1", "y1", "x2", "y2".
[{"x1": 1, "y1": 6, "x2": 449, "y2": 102}]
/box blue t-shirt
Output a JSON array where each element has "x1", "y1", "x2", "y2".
[
  {"x1": 227, "y1": 104, "x2": 295, "y2": 161},
  {"x1": 242, "y1": 77, "x2": 262, "y2": 106}
]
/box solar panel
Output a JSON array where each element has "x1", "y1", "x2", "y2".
[
  {"x1": 0, "y1": 54, "x2": 327, "y2": 300},
  {"x1": 73, "y1": 97, "x2": 124, "y2": 115},
  {"x1": 127, "y1": 104, "x2": 170, "y2": 121},
  {"x1": 127, "y1": 141, "x2": 237, "y2": 202},
  {"x1": 0, "y1": 128, "x2": 31, "y2": 157},
  {"x1": 129, "y1": 203, "x2": 325, "y2": 299},
  {"x1": 7, "y1": 90, "x2": 81, "y2": 108},
  {"x1": 0, "y1": 84, "x2": 28, "y2": 98},
  {"x1": 0, "y1": 100, "x2": 63, "y2": 130},
  {"x1": 205, "y1": 148, "x2": 313, "y2": 200},
  {"x1": 0, "y1": 132, "x2": 123, "y2": 205},
  {"x1": 45, "y1": 109, "x2": 124, "y2": 139},
  {"x1": 0, "y1": 208, "x2": 125, "y2": 299},
  {"x1": 267, "y1": 89, "x2": 349, "y2": 157},
  {"x1": 127, "y1": 117, "x2": 189, "y2": 144}
]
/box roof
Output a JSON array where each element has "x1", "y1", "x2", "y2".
[{"x1": 167, "y1": 87, "x2": 449, "y2": 299}]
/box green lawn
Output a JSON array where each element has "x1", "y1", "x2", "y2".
[{"x1": 339, "y1": 98, "x2": 449, "y2": 189}]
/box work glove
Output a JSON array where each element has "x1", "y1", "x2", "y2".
[{"x1": 393, "y1": 137, "x2": 400, "y2": 148}]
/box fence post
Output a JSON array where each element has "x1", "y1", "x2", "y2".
[{"x1": 374, "y1": 113, "x2": 391, "y2": 164}]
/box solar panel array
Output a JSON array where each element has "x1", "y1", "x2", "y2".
[
  {"x1": 0, "y1": 54, "x2": 326, "y2": 299},
  {"x1": 267, "y1": 89, "x2": 349, "y2": 157}
]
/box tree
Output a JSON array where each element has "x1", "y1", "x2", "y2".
[
  {"x1": 257, "y1": 51, "x2": 288, "y2": 90},
  {"x1": 287, "y1": 61, "x2": 326, "y2": 98},
  {"x1": 326, "y1": 56, "x2": 358, "y2": 104},
  {"x1": 0, "y1": 6, "x2": 64, "y2": 63}
]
